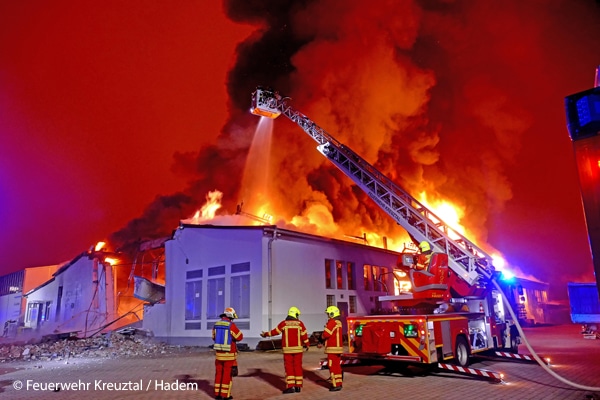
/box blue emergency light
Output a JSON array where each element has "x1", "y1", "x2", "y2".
[{"x1": 565, "y1": 87, "x2": 600, "y2": 141}]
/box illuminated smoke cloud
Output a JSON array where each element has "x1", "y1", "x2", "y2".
[
  {"x1": 221, "y1": 0, "x2": 525, "y2": 249},
  {"x1": 109, "y1": 0, "x2": 537, "y2": 248},
  {"x1": 112, "y1": 0, "x2": 600, "y2": 294}
]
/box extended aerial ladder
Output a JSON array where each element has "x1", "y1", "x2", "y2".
[
  {"x1": 250, "y1": 88, "x2": 498, "y2": 293},
  {"x1": 249, "y1": 88, "x2": 600, "y2": 390}
]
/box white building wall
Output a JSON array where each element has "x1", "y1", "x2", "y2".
[
  {"x1": 0, "y1": 293, "x2": 21, "y2": 326},
  {"x1": 266, "y1": 233, "x2": 398, "y2": 335},
  {"x1": 24, "y1": 256, "x2": 116, "y2": 337},
  {"x1": 150, "y1": 226, "x2": 264, "y2": 345},
  {"x1": 146, "y1": 225, "x2": 399, "y2": 348},
  {"x1": 23, "y1": 278, "x2": 57, "y2": 335}
]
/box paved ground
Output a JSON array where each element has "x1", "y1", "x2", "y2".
[{"x1": 0, "y1": 324, "x2": 598, "y2": 399}]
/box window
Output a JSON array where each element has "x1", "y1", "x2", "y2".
[
  {"x1": 56, "y1": 286, "x2": 63, "y2": 318},
  {"x1": 40, "y1": 302, "x2": 51, "y2": 323},
  {"x1": 186, "y1": 269, "x2": 203, "y2": 279},
  {"x1": 207, "y1": 277, "x2": 225, "y2": 319},
  {"x1": 336, "y1": 261, "x2": 344, "y2": 289},
  {"x1": 349, "y1": 296, "x2": 357, "y2": 313},
  {"x1": 231, "y1": 262, "x2": 250, "y2": 274},
  {"x1": 326, "y1": 295, "x2": 335, "y2": 307},
  {"x1": 25, "y1": 303, "x2": 37, "y2": 327},
  {"x1": 185, "y1": 269, "x2": 202, "y2": 327},
  {"x1": 363, "y1": 265, "x2": 371, "y2": 290},
  {"x1": 230, "y1": 273, "x2": 250, "y2": 319},
  {"x1": 372, "y1": 266, "x2": 380, "y2": 291},
  {"x1": 380, "y1": 267, "x2": 388, "y2": 293},
  {"x1": 347, "y1": 262, "x2": 355, "y2": 290},
  {"x1": 208, "y1": 265, "x2": 226, "y2": 276},
  {"x1": 185, "y1": 280, "x2": 202, "y2": 321},
  {"x1": 325, "y1": 259, "x2": 333, "y2": 289}
]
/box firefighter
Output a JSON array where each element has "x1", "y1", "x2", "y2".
[
  {"x1": 320, "y1": 305, "x2": 344, "y2": 391},
  {"x1": 412, "y1": 240, "x2": 433, "y2": 271},
  {"x1": 260, "y1": 306, "x2": 310, "y2": 394},
  {"x1": 212, "y1": 307, "x2": 243, "y2": 400}
]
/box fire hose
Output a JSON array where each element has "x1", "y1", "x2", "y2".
[{"x1": 492, "y1": 278, "x2": 600, "y2": 392}]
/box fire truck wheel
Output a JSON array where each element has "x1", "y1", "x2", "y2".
[{"x1": 454, "y1": 336, "x2": 470, "y2": 367}]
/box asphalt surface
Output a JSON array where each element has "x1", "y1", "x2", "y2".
[{"x1": 0, "y1": 324, "x2": 598, "y2": 399}]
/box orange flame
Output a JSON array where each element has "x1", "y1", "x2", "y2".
[
  {"x1": 103, "y1": 257, "x2": 119, "y2": 266},
  {"x1": 188, "y1": 190, "x2": 223, "y2": 224},
  {"x1": 418, "y1": 192, "x2": 465, "y2": 240}
]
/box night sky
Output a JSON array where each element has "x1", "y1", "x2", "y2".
[{"x1": 1, "y1": 0, "x2": 599, "y2": 300}]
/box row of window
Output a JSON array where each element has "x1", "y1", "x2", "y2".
[
  {"x1": 324, "y1": 260, "x2": 355, "y2": 290},
  {"x1": 324, "y1": 260, "x2": 389, "y2": 292},
  {"x1": 186, "y1": 259, "x2": 388, "y2": 330},
  {"x1": 184, "y1": 262, "x2": 251, "y2": 330}
]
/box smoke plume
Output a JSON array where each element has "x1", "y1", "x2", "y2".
[{"x1": 111, "y1": 0, "x2": 600, "y2": 291}]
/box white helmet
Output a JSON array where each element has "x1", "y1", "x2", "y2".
[{"x1": 223, "y1": 307, "x2": 238, "y2": 319}]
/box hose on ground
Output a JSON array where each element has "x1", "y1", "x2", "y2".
[{"x1": 491, "y1": 278, "x2": 600, "y2": 392}]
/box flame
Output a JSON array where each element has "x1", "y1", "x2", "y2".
[
  {"x1": 188, "y1": 190, "x2": 223, "y2": 224},
  {"x1": 418, "y1": 192, "x2": 465, "y2": 240},
  {"x1": 186, "y1": 187, "x2": 515, "y2": 282},
  {"x1": 103, "y1": 257, "x2": 118, "y2": 266},
  {"x1": 94, "y1": 241, "x2": 107, "y2": 252},
  {"x1": 200, "y1": 191, "x2": 223, "y2": 219}
]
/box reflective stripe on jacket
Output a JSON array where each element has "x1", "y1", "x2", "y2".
[
  {"x1": 264, "y1": 318, "x2": 309, "y2": 354},
  {"x1": 322, "y1": 318, "x2": 343, "y2": 354}
]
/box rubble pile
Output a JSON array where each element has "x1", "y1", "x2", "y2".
[{"x1": 0, "y1": 330, "x2": 193, "y2": 363}]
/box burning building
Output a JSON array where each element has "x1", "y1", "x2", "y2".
[{"x1": 21, "y1": 242, "x2": 162, "y2": 340}]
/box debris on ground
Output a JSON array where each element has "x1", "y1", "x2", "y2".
[{"x1": 0, "y1": 329, "x2": 201, "y2": 363}]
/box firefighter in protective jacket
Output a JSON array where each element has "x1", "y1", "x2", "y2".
[
  {"x1": 212, "y1": 307, "x2": 243, "y2": 400},
  {"x1": 260, "y1": 306, "x2": 310, "y2": 393},
  {"x1": 413, "y1": 240, "x2": 433, "y2": 271},
  {"x1": 320, "y1": 305, "x2": 344, "y2": 391}
]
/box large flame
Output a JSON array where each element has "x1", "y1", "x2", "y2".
[
  {"x1": 418, "y1": 192, "x2": 466, "y2": 241},
  {"x1": 187, "y1": 190, "x2": 223, "y2": 224}
]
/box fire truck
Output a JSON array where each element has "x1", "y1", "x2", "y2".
[{"x1": 250, "y1": 88, "x2": 524, "y2": 375}]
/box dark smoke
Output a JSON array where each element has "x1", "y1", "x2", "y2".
[{"x1": 111, "y1": 0, "x2": 600, "y2": 295}]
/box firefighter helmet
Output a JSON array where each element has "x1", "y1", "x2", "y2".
[
  {"x1": 288, "y1": 306, "x2": 301, "y2": 319},
  {"x1": 419, "y1": 241, "x2": 431, "y2": 252},
  {"x1": 326, "y1": 305, "x2": 340, "y2": 318},
  {"x1": 223, "y1": 307, "x2": 238, "y2": 319}
]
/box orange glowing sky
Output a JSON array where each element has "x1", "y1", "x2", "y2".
[{"x1": 1, "y1": 0, "x2": 600, "y2": 300}]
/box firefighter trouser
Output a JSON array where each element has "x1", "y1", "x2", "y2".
[
  {"x1": 327, "y1": 353, "x2": 343, "y2": 388},
  {"x1": 283, "y1": 352, "x2": 304, "y2": 388},
  {"x1": 214, "y1": 358, "x2": 235, "y2": 398}
]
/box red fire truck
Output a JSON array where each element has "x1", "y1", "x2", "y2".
[{"x1": 251, "y1": 88, "x2": 524, "y2": 377}]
